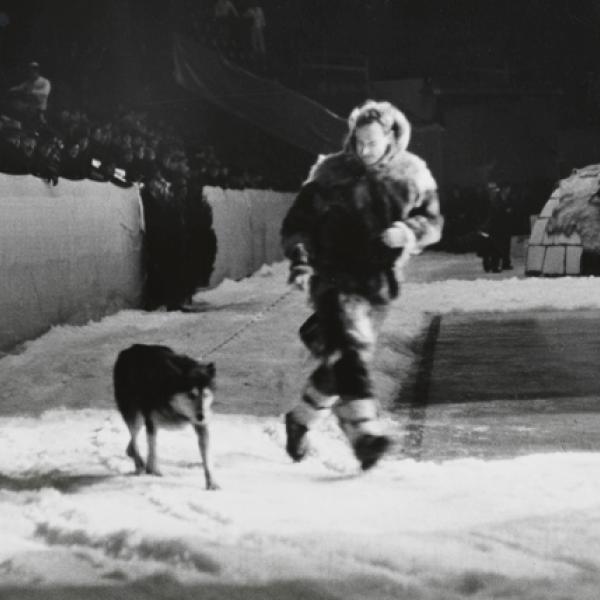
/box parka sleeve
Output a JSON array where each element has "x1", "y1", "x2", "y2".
[
  {"x1": 402, "y1": 157, "x2": 443, "y2": 249},
  {"x1": 404, "y1": 186, "x2": 443, "y2": 249},
  {"x1": 280, "y1": 182, "x2": 318, "y2": 267}
]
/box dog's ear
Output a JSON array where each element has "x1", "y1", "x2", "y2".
[
  {"x1": 189, "y1": 362, "x2": 216, "y2": 386},
  {"x1": 205, "y1": 362, "x2": 216, "y2": 380}
]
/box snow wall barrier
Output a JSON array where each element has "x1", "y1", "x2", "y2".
[
  {"x1": 0, "y1": 175, "x2": 144, "y2": 352},
  {"x1": 204, "y1": 186, "x2": 295, "y2": 287},
  {"x1": 0, "y1": 177, "x2": 295, "y2": 351}
]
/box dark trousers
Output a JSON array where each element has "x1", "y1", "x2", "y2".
[
  {"x1": 480, "y1": 232, "x2": 511, "y2": 272},
  {"x1": 289, "y1": 276, "x2": 389, "y2": 445}
]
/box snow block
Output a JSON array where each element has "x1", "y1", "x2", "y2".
[
  {"x1": 529, "y1": 218, "x2": 549, "y2": 245},
  {"x1": 543, "y1": 246, "x2": 566, "y2": 275},
  {"x1": 539, "y1": 193, "x2": 559, "y2": 217},
  {"x1": 545, "y1": 231, "x2": 581, "y2": 246},
  {"x1": 565, "y1": 246, "x2": 583, "y2": 275},
  {"x1": 525, "y1": 245, "x2": 546, "y2": 275}
]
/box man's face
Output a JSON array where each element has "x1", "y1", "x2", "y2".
[{"x1": 354, "y1": 121, "x2": 391, "y2": 166}]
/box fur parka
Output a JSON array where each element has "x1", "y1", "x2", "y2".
[{"x1": 281, "y1": 151, "x2": 442, "y2": 299}]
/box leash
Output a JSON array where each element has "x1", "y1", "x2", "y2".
[{"x1": 201, "y1": 286, "x2": 296, "y2": 359}]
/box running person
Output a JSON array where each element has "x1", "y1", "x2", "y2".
[{"x1": 281, "y1": 100, "x2": 443, "y2": 469}]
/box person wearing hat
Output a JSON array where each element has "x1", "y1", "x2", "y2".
[
  {"x1": 281, "y1": 99, "x2": 443, "y2": 471},
  {"x1": 9, "y1": 61, "x2": 51, "y2": 123}
]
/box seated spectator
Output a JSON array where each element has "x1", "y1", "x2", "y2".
[
  {"x1": 20, "y1": 135, "x2": 37, "y2": 172},
  {"x1": 127, "y1": 144, "x2": 146, "y2": 183},
  {"x1": 141, "y1": 146, "x2": 159, "y2": 180},
  {"x1": 89, "y1": 125, "x2": 109, "y2": 163},
  {"x1": 8, "y1": 61, "x2": 51, "y2": 125},
  {"x1": 33, "y1": 137, "x2": 61, "y2": 185},
  {"x1": 56, "y1": 108, "x2": 72, "y2": 130},
  {"x1": 120, "y1": 148, "x2": 137, "y2": 182},
  {"x1": 0, "y1": 130, "x2": 28, "y2": 174},
  {"x1": 77, "y1": 134, "x2": 91, "y2": 164},
  {"x1": 60, "y1": 142, "x2": 90, "y2": 180}
]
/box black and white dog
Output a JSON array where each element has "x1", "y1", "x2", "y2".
[{"x1": 113, "y1": 344, "x2": 218, "y2": 490}]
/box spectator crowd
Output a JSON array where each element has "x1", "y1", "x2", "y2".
[
  {"x1": 0, "y1": 60, "x2": 276, "y2": 311},
  {"x1": 0, "y1": 85, "x2": 267, "y2": 191},
  {"x1": 188, "y1": 0, "x2": 268, "y2": 72}
]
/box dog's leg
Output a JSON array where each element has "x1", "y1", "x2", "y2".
[
  {"x1": 126, "y1": 413, "x2": 146, "y2": 474},
  {"x1": 144, "y1": 414, "x2": 162, "y2": 476},
  {"x1": 194, "y1": 423, "x2": 219, "y2": 490}
]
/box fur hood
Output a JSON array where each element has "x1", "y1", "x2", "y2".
[{"x1": 305, "y1": 101, "x2": 436, "y2": 196}]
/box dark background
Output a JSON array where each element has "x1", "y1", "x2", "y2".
[
  {"x1": 1, "y1": 1, "x2": 600, "y2": 223},
  {"x1": 1, "y1": 1, "x2": 599, "y2": 121},
  {"x1": 272, "y1": 0, "x2": 600, "y2": 113}
]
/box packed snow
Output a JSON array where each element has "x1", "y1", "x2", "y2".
[{"x1": 2, "y1": 252, "x2": 600, "y2": 599}]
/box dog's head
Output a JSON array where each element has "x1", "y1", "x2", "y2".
[{"x1": 170, "y1": 360, "x2": 216, "y2": 425}]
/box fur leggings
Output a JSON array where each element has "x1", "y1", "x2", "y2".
[{"x1": 289, "y1": 281, "x2": 389, "y2": 446}]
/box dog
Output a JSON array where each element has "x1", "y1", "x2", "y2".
[{"x1": 113, "y1": 343, "x2": 218, "y2": 490}]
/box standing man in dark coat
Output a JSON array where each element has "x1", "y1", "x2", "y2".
[{"x1": 478, "y1": 182, "x2": 513, "y2": 272}]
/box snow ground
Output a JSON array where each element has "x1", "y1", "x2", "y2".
[{"x1": 2, "y1": 252, "x2": 600, "y2": 599}]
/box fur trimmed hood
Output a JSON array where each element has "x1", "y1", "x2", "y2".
[
  {"x1": 305, "y1": 147, "x2": 437, "y2": 198},
  {"x1": 305, "y1": 101, "x2": 436, "y2": 196}
]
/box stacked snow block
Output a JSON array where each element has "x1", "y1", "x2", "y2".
[
  {"x1": 526, "y1": 194, "x2": 582, "y2": 276},
  {"x1": 525, "y1": 164, "x2": 600, "y2": 276}
]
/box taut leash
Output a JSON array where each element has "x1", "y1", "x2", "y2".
[{"x1": 201, "y1": 287, "x2": 296, "y2": 359}]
